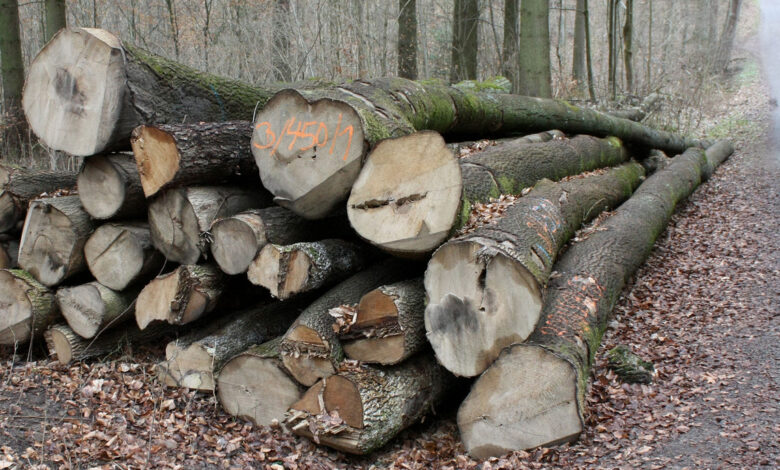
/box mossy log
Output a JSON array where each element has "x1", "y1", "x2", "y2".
[
  {"x1": 425, "y1": 162, "x2": 645, "y2": 377},
  {"x1": 18, "y1": 195, "x2": 97, "y2": 287},
  {"x1": 457, "y1": 142, "x2": 734, "y2": 457},
  {"x1": 84, "y1": 222, "x2": 164, "y2": 291},
  {"x1": 131, "y1": 121, "x2": 257, "y2": 198},
  {"x1": 217, "y1": 337, "x2": 306, "y2": 426},
  {"x1": 279, "y1": 259, "x2": 412, "y2": 386},
  {"x1": 0, "y1": 165, "x2": 78, "y2": 233},
  {"x1": 341, "y1": 278, "x2": 427, "y2": 365},
  {"x1": 22, "y1": 28, "x2": 282, "y2": 156},
  {"x1": 148, "y1": 186, "x2": 271, "y2": 265},
  {"x1": 285, "y1": 354, "x2": 452, "y2": 455},
  {"x1": 348, "y1": 133, "x2": 630, "y2": 256},
  {"x1": 252, "y1": 78, "x2": 701, "y2": 219},
  {"x1": 0, "y1": 269, "x2": 59, "y2": 345},
  {"x1": 135, "y1": 264, "x2": 226, "y2": 329},
  {"x1": 77, "y1": 153, "x2": 146, "y2": 220},
  {"x1": 247, "y1": 239, "x2": 369, "y2": 300},
  {"x1": 56, "y1": 281, "x2": 140, "y2": 339}
]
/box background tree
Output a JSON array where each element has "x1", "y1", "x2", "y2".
[
  {"x1": 623, "y1": 0, "x2": 633, "y2": 93},
  {"x1": 398, "y1": 0, "x2": 418, "y2": 79},
  {"x1": 716, "y1": 0, "x2": 742, "y2": 73},
  {"x1": 450, "y1": 0, "x2": 478, "y2": 82},
  {"x1": 502, "y1": 0, "x2": 518, "y2": 92},
  {"x1": 0, "y1": 0, "x2": 26, "y2": 142},
  {"x1": 44, "y1": 0, "x2": 66, "y2": 43},
  {"x1": 517, "y1": 0, "x2": 551, "y2": 97},
  {"x1": 273, "y1": 0, "x2": 292, "y2": 81}
]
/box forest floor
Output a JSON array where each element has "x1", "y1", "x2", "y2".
[{"x1": 2, "y1": 16, "x2": 779, "y2": 470}]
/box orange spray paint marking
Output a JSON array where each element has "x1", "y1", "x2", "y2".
[
  {"x1": 253, "y1": 122, "x2": 275, "y2": 150},
  {"x1": 328, "y1": 114, "x2": 343, "y2": 155},
  {"x1": 337, "y1": 124, "x2": 354, "y2": 161},
  {"x1": 271, "y1": 117, "x2": 295, "y2": 157},
  {"x1": 298, "y1": 121, "x2": 319, "y2": 151}
]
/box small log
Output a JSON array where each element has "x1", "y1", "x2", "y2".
[
  {"x1": 457, "y1": 143, "x2": 734, "y2": 457},
  {"x1": 135, "y1": 264, "x2": 226, "y2": 329},
  {"x1": 0, "y1": 269, "x2": 59, "y2": 345},
  {"x1": 280, "y1": 260, "x2": 411, "y2": 386},
  {"x1": 56, "y1": 281, "x2": 140, "y2": 339},
  {"x1": 210, "y1": 207, "x2": 334, "y2": 275},
  {"x1": 341, "y1": 278, "x2": 426, "y2": 365},
  {"x1": 157, "y1": 298, "x2": 306, "y2": 391},
  {"x1": 0, "y1": 165, "x2": 78, "y2": 233},
  {"x1": 18, "y1": 195, "x2": 97, "y2": 287},
  {"x1": 247, "y1": 239, "x2": 369, "y2": 300},
  {"x1": 348, "y1": 133, "x2": 629, "y2": 256},
  {"x1": 131, "y1": 121, "x2": 258, "y2": 198},
  {"x1": 84, "y1": 222, "x2": 164, "y2": 291},
  {"x1": 607, "y1": 345, "x2": 654, "y2": 384},
  {"x1": 217, "y1": 337, "x2": 305, "y2": 426},
  {"x1": 425, "y1": 163, "x2": 645, "y2": 377},
  {"x1": 285, "y1": 354, "x2": 452, "y2": 455},
  {"x1": 77, "y1": 153, "x2": 146, "y2": 220},
  {"x1": 148, "y1": 186, "x2": 271, "y2": 265},
  {"x1": 0, "y1": 238, "x2": 19, "y2": 269}
]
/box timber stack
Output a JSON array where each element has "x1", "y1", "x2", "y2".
[{"x1": 0, "y1": 26, "x2": 735, "y2": 459}]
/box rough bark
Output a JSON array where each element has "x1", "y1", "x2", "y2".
[
  {"x1": 457, "y1": 142, "x2": 734, "y2": 457},
  {"x1": 285, "y1": 354, "x2": 451, "y2": 454},
  {"x1": 279, "y1": 259, "x2": 412, "y2": 386},
  {"x1": 252, "y1": 78, "x2": 701, "y2": 218},
  {"x1": 130, "y1": 121, "x2": 260, "y2": 198},
  {"x1": 348, "y1": 133, "x2": 630, "y2": 256},
  {"x1": 341, "y1": 278, "x2": 426, "y2": 365},
  {"x1": 0, "y1": 165, "x2": 78, "y2": 233},
  {"x1": 84, "y1": 222, "x2": 164, "y2": 291},
  {"x1": 77, "y1": 153, "x2": 146, "y2": 220},
  {"x1": 148, "y1": 186, "x2": 271, "y2": 265},
  {"x1": 248, "y1": 239, "x2": 369, "y2": 300},
  {"x1": 56, "y1": 281, "x2": 140, "y2": 339},
  {"x1": 517, "y1": 0, "x2": 552, "y2": 98},
  {"x1": 425, "y1": 163, "x2": 646, "y2": 377},
  {"x1": 135, "y1": 264, "x2": 226, "y2": 329},
  {"x1": 22, "y1": 27, "x2": 281, "y2": 156},
  {"x1": 44, "y1": 0, "x2": 66, "y2": 43},
  {"x1": 0, "y1": 269, "x2": 59, "y2": 345},
  {"x1": 18, "y1": 195, "x2": 97, "y2": 287},
  {"x1": 217, "y1": 337, "x2": 305, "y2": 426}
]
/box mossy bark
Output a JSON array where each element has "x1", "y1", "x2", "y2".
[
  {"x1": 0, "y1": 268, "x2": 59, "y2": 345},
  {"x1": 0, "y1": 165, "x2": 78, "y2": 233}
]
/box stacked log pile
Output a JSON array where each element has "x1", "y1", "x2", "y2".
[{"x1": 0, "y1": 27, "x2": 735, "y2": 459}]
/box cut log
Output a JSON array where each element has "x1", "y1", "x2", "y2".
[
  {"x1": 445, "y1": 130, "x2": 565, "y2": 155},
  {"x1": 22, "y1": 27, "x2": 281, "y2": 156},
  {"x1": 18, "y1": 195, "x2": 97, "y2": 287},
  {"x1": 84, "y1": 222, "x2": 164, "y2": 291},
  {"x1": 0, "y1": 269, "x2": 59, "y2": 345},
  {"x1": 247, "y1": 239, "x2": 369, "y2": 300},
  {"x1": 457, "y1": 142, "x2": 734, "y2": 457},
  {"x1": 217, "y1": 337, "x2": 305, "y2": 426},
  {"x1": 56, "y1": 281, "x2": 140, "y2": 339},
  {"x1": 77, "y1": 153, "x2": 146, "y2": 220},
  {"x1": 210, "y1": 207, "x2": 341, "y2": 275},
  {"x1": 0, "y1": 238, "x2": 19, "y2": 269},
  {"x1": 285, "y1": 354, "x2": 451, "y2": 455},
  {"x1": 131, "y1": 121, "x2": 257, "y2": 198},
  {"x1": 348, "y1": 133, "x2": 629, "y2": 256},
  {"x1": 252, "y1": 79, "x2": 702, "y2": 218},
  {"x1": 148, "y1": 186, "x2": 271, "y2": 264},
  {"x1": 135, "y1": 264, "x2": 226, "y2": 329},
  {"x1": 157, "y1": 298, "x2": 306, "y2": 391},
  {"x1": 341, "y1": 278, "x2": 426, "y2": 365},
  {"x1": 0, "y1": 165, "x2": 78, "y2": 233},
  {"x1": 279, "y1": 260, "x2": 411, "y2": 386},
  {"x1": 424, "y1": 162, "x2": 645, "y2": 377}
]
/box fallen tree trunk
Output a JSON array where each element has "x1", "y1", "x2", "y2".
[
  {"x1": 0, "y1": 238, "x2": 19, "y2": 269},
  {"x1": 22, "y1": 28, "x2": 281, "y2": 156},
  {"x1": 0, "y1": 166, "x2": 78, "y2": 233},
  {"x1": 0, "y1": 269, "x2": 59, "y2": 345},
  {"x1": 84, "y1": 222, "x2": 164, "y2": 291},
  {"x1": 348, "y1": 133, "x2": 629, "y2": 255},
  {"x1": 77, "y1": 153, "x2": 146, "y2": 220},
  {"x1": 217, "y1": 337, "x2": 305, "y2": 426},
  {"x1": 131, "y1": 121, "x2": 257, "y2": 198},
  {"x1": 457, "y1": 142, "x2": 734, "y2": 457},
  {"x1": 252, "y1": 78, "x2": 701, "y2": 218},
  {"x1": 18, "y1": 195, "x2": 97, "y2": 286},
  {"x1": 285, "y1": 354, "x2": 451, "y2": 455},
  {"x1": 157, "y1": 298, "x2": 306, "y2": 391},
  {"x1": 340, "y1": 278, "x2": 427, "y2": 365},
  {"x1": 424, "y1": 162, "x2": 645, "y2": 377},
  {"x1": 279, "y1": 260, "x2": 411, "y2": 386},
  {"x1": 135, "y1": 264, "x2": 226, "y2": 329},
  {"x1": 148, "y1": 186, "x2": 271, "y2": 265},
  {"x1": 247, "y1": 239, "x2": 369, "y2": 300},
  {"x1": 56, "y1": 281, "x2": 140, "y2": 339}
]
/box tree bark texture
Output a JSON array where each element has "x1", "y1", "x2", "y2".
[
  {"x1": 0, "y1": 269, "x2": 59, "y2": 345},
  {"x1": 450, "y1": 0, "x2": 478, "y2": 82},
  {"x1": 502, "y1": 0, "x2": 519, "y2": 92},
  {"x1": 0, "y1": 166, "x2": 78, "y2": 233},
  {"x1": 77, "y1": 153, "x2": 146, "y2": 220},
  {"x1": 56, "y1": 281, "x2": 140, "y2": 339},
  {"x1": 398, "y1": 0, "x2": 418, "y2": 79},
  {"x1": 572, "y1": 0, "x2": 587, "y2": 95},
  {"x1": 44, "y1": 0, "x2": 66, "y2": 43},
  {"x1": 0, "y1": 0, "x2": 24, "y2": 114},
  {"x1": 517, "y1": 0, "x2": 552, "y2": 98},
  {"x1": 623, "y1": 0, "x2": 634, "y2": 92},
  {"x1": 84, "y1": 222, "x2": 164, "y2": 291}
]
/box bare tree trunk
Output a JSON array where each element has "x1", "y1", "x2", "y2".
[
  {"x1": 623, "y1": 0, "x2": 634, "y2": 93},
  {"x1": 164, "y1": 0, "x2": 180, "y2": 60},
  {"x1": 0, "y1": 0, "x2": 27, "y2": 144},
  {"x1": 398, "y1": 0, "x2": 418, "y2": 79},
  {"x1": 44, "y1": 0, "x2": 66, "y2": 43},
  {"x1": 584, "y1": 0, "x2": 596, "y2": 100},
  {"x1": 716, "y1": 0, "x2": 741, "y2": 73},
  {"x1": 646, "y1": 0, "x2": 652, "y2": 91},
  {"x1": 572, "y1": 0, "x2": 586, "y2": 95},
  {"x1": 607, "y1": 0, "x2": 618, "y2": 100},
  {"x1": 273, "y1": 0, "x2": 292, "y2": 81},
  {"x1": 502, "y1": 0, "x2": 519, "y2": 92},
  {"x1": 451, "y1": 0, "x2": 478, "y2": 81},
  {"x1": 517, "y1": 0, "x2": 551, "y2": 98}
]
